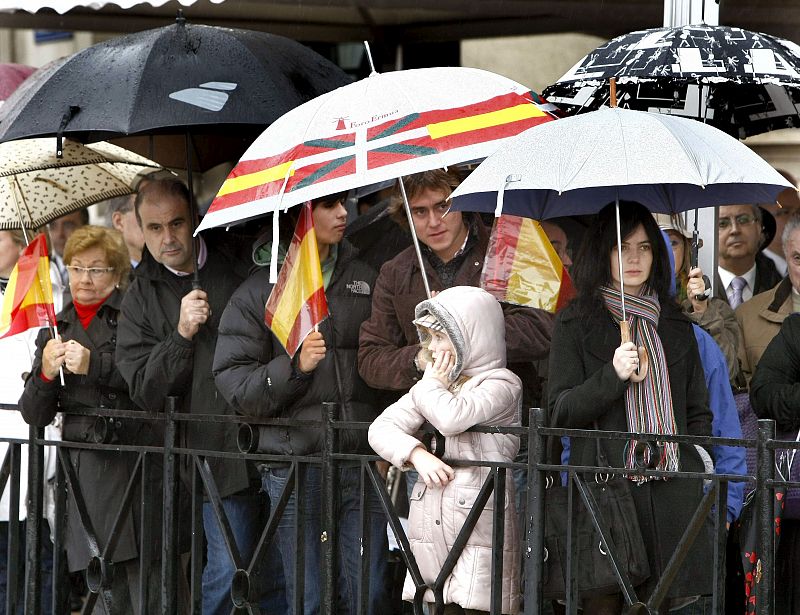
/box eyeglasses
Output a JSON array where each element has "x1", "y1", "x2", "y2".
[
  {"x1": 718, "y1": 214, "x2": 758, "y2": 230},
  {"x1": 66, "y1": 266, "x2": 115, "y2": 279}
]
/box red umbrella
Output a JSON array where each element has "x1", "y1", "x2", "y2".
[{"x1": 0, "y1": 63, "x2": 34, "y2": 102}]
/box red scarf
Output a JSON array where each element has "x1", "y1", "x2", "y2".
[{"x1": 73, "y1": 294, "x2": 111, "y2": 329}]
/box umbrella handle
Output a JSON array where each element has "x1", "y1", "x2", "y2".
[{"x1": 620, "y1": 320, "x2": 648, "y2": 383}]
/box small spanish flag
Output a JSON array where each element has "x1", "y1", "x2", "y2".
[
  {"x1": 265, "y1": 202, "x2": 329, "y2": 358},
  {"x1": 0, "y1": 233, "x2": 56, "y2": 339},
  {"x1": 480, "y1": 215, "x2": 574, "y2": 313}
]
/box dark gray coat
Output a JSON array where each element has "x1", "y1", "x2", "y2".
[
  {"x1": 19, "y1": 291, "x2": 157, "y2": 572},
  {"x1": 547, "y1": 300, "x2": 714, "y2": 599},
  {"x1": 115, "y1": 244, "x2": 251, "y2": 498},
  {"x1": 212, "y1": 241, "x2": 381, "y2": 456}
]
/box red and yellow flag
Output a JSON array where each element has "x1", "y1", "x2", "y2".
[
  {"x1": 481, "y1": 215, "x2": 575, "y2": 313},
  {"x1": 0, "y1": 233, "x2": 56, "y2": 339},
  {"x1": 264, "y1": 202, "x2": 329, "y2": 357}
]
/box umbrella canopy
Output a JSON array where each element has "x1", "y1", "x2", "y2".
[
  {"x1": 0, "y1": 16, "x2": 351, "y2": 146},
  {"x1": 449, "y1": 107, "x2": 793, "y2": 220},
  {"x1": 542, "y1": 24, "x2": 800, "y2": 138},
  {"x1": 0, "y1": 138, "x2": 162, "y2": 230},
  {"x1": 196, "y1": 66, "x2": 560, "y2": 233}
]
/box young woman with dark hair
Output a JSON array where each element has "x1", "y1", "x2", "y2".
[{"x1": 547, "y1": 201, "x2": 714, "y2": 613}]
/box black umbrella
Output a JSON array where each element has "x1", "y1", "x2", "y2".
[
  {"x1": 0, "y1": 14, "x2": 351, "y2": 286},
  {"x1": 543, "y1": 24, "x2": 800, "y2": 138}
]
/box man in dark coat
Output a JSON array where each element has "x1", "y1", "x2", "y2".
[
  {"x1": 715, "y1": 204, "x2": 783, "y2": 309},
  {"x1": 213, "y1": 197, "x2": 389, "y2": 615},
  {"x1": 115, "y1": 178, "x2": 284, "y2": 615}
]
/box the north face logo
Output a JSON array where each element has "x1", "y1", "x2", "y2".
[{"x1": 346, "y1": 280, "x2": 371, "y2": 295}]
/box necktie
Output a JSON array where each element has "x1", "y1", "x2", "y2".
[{"x1": 729, "y1": 276, "x2": 747, "y2": 309}]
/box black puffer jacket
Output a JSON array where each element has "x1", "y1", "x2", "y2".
[
  {"x1": 213, "y1": 240, "x2": 380, "y2": 456},
  {"x1": 115, "y1": 243, "x2": 250, "y2": 498}
]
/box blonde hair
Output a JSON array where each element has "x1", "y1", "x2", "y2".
[
  {"x1": 64, "y1": 225, "x2": 131, "y2": 290},
  {"x1": 4, "y1": 230, "x2": 26, "y2": 247}
]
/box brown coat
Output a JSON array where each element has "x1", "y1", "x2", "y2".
[
  {"x1": 736, "y1": 277, "x2": 794, "y2": 386},
  {"x1": 357, "y1": 221, "x2": 553, "y2": 402}
]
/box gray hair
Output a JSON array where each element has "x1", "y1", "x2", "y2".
[{"x1": 782, "y1": 213, "x2": 800, "y2": 251}]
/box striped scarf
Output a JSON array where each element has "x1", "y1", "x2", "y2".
[{"x1": 600, "y1": 286, "x2": 679, "y2": 481}]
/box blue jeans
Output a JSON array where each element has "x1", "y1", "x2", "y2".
[
  {"x1": 202, "y1": 492, "x2": 287, "y2": 615},
  {"x1": 0, "y1": 520, "x2": 57, "y2": 615},
  {"x1": 262, "y1": 464, "x2": 389, "y2": 615}
]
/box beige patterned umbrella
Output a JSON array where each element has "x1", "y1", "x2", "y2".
[{"x1": 0, "y1": 138, "x2": 162, "y2": 230}]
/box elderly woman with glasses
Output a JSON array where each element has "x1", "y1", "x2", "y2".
[{"x1": 19, "y1": 225, "x2": 162, "y2": 614}]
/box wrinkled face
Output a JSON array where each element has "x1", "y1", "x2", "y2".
[
  {"x1": 718, "y1": 204, "x2": 762, "y2": 266},
  {"x1": 427, "y1": 329, "x2": 455, "y2": 361},
  {"x1": 666, "y1": 230, "x2": 686, "y2": 275},
  {"x1": 785, "y1": 228, "x2": 800, "y2": 294},
  {"x1": 0, "y1": 231, "x2": 23, "y2": 278},
  {"x1": 609, "y1": 224, "x2": 653, "y2": 296},
  {"x1": 49, "y1": 211, "x2": 86, "y2": 257},
  {"x1": 67, "y1": 245, "x2": 120, "y2": 305},
  {"x1": 138, "y1": 194, "x2": 194, "y2": 273},
  {"x1": 312, "y1": 196, "x2": 348, "y2": 247},
  {"x1": 409, "y1": 187, "x2": 467, "y2": 263},
  {"x1": 540, "y1": 221, "x2": 572, "y2": 267}
]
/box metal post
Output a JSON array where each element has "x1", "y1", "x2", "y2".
[
  {"x1": 663, "y1": 0, "x2": 719, "y2": 27},
  {"x1": 24, "y1": 426, "x2": 44, "y2": 615},
  {"x1": 756, "y1": 419, "x2": 776, "y2": 615},
  {"x1": 162, "y1": 397, "x2": 179, "y2": 615},
  {"x1": 321, "y1": 402, "x2": 339, "y2": 615},
  {"x1": 524, "y1": 407, "x2": 546, "y2": 615}
]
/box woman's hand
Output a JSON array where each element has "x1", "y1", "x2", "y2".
[
  {"x1": 409, "y1": 447, "x2": 455, "y2": 488},
  {"x1": 613, "y1": 341, "x2": 640, "y2": 381},
  {"x1": 63, "y1": 340, "x2": 91, "y2": 375},
  {"x1": 41, "y1": 337, "x2": 66, "y2": 380},
  {"x1": 687, "y1": 267, "x2": 708, "y2": 314},
  {"x1": 423, "y1": 349, "x2": 454, "y2": 385}
]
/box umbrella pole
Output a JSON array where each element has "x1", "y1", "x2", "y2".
[
  {"x1": 614, "y1": 197, "x2": 626, "y2": 321},
  {"x1": 398, "y1": 177, "x2": 432, "y2": 299},
  {"x1": 185, "y1": 130, "x2": 201, "y2": 290}
]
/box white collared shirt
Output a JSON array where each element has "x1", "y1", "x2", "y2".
[{"x1": 718, "y1": 264, "x2": 757, "y2": 304}]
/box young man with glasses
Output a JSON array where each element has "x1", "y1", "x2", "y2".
[{"x1": 715, "y1": 204, "x2": 782, "y2": 310}]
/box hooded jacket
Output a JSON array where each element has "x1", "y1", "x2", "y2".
[
  {"x1": 212, "y1": 239, "x2": 381, "y2": 456},
  {"x1": 369, "y1": 286, "x2": 521, "y2": 613}
]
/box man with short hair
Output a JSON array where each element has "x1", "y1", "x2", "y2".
[
  {"x1": 359, "y1": 168, "x2": 553, "y2": 408},
  {"x1": 107, "y1": 194, "x2": 145, "y2": 267},
  {"x1": 715, "y1": 203, "x2": 782, "y2": 309},
  {"x1": 737, "y1": 214, "x2": 800, "y2": 385},
  {"x1": 115, "y1": 178, "x2": 284, "y2": 615}
]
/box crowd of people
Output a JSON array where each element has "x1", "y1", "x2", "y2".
[{"x1": 1, "y1": 163, "x2": 800, "y2": 615}]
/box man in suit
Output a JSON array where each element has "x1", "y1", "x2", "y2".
[{"x1": 715, "y1": 204, "x2": 782, "y2": 309}]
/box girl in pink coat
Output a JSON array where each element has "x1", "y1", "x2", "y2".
[{"x1": 368, "y1": 285, "x2": 522, "y2": 615}]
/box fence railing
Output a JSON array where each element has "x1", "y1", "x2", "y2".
[{"x1": 0, "y1": 402, "x2": 791, "y2": 615}]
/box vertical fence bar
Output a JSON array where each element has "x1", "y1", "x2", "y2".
[
  {"x1": 321, "y1": 402, "x2": 338, "y2": 615},
  {"x1": 525, "y1": 407, "x2": 546, "y2": 615},
  {"x1": 53, "y1": 449, "x2": 66, "y2": 614},
  {"x1": 6, "y1": 443, "x2": 21, "y2": 615},
  {"x1": 162, "y1": 397, "x2": 179, "y2": 615},
  {"x1": 190, "y1": 459, "x2": 204, "y2": 615},
  {"x1": 24, "y1": 425, "x2": 44, "y2": 615},
  {"x1": 756, "y1": 419, "x2": 776, "y2": 615}
]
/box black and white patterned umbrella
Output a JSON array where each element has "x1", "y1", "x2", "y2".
[{"x1": 543, "y1": 24, "x2": 800, "y2": 138}]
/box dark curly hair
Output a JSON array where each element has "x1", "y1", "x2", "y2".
[{"x1": 572, "y1": 201, "x2": 673, "y2": 317}]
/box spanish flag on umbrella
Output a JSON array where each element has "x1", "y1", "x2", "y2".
[
  {"x1": 265, "y1": 202, "x2": 329, "y2": 358},
  {"x1": 481, "y1": 215, "x2": 574, "y2": 313},
  {"x1": 0, "y1": 234, "x2": 56, "y2": 339}
]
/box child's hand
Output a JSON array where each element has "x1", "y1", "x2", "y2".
[
  {"x1": 409, "y1": 447, "x2": 454, "y2": 488},
  {"x1": 423, "y1": 349, "x2": 454, "y2": 385}
]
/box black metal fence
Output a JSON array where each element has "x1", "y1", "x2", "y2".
[{"x1": 0, "y1": 402, "x2": 792, "y2": 615}]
